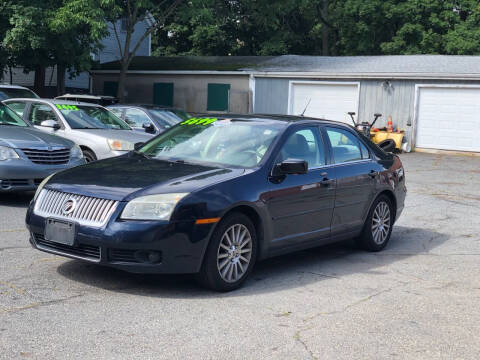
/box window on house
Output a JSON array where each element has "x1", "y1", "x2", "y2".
[
  {"x1": 207, "y1": 83, "x2": 230, "y2": 111},
  {"x1": 153, "y1": 83, "x2": 174, "y2": 106}
]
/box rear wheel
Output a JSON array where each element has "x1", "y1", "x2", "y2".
[
  {"x1": 357, "y1": 195, "x2": 394, "y2": 251},
  {"x1": 82, "y1": 149, "x2": 97, "y2": 163},
  {"x1": 196, "y1": 213, "x2": 257, "y2": 292}
]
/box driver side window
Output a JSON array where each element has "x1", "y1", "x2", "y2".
[
  {"x1": 125, "y1": 108, "x2": 151, "y2": 129},
  {"x1": 29, "y1": 104, "x2": 59, "y2": 126},
  {"x1": 278, "y1": 127, "x2": 325, "y2": 168}
]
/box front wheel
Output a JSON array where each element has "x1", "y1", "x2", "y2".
[
  {"x1": 196, "y1": 213, "x2": 257, "y2": 292},
  {"x1": 82, "y1": 149, "x2": 97, "y2": 163},
  {"x1": 356, "y1": 195, "x2": 394, "y2": 251}
]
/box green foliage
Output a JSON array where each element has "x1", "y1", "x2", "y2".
[
  {"x1": 153, "y1": 0, "x2": 480, "y2": 56},
  {"x1": 1, "y1": 0, "x2": 107, "y2": 82}
]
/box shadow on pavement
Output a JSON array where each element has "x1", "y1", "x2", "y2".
[
  {"x1": 56, "y1": 225, "x2": 449, "y2": 298},
  {"x1": 0, "y1": 192, "x2": 34, "y2": 208}
]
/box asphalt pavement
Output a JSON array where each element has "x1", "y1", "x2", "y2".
[{"x1": 1, "y1": 152, "x2": 479, "y2": 359}]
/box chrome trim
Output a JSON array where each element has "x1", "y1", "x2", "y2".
[
  {"x1": 35, "y1": 243, "x2": 101, "y2": 263},
  {"x1": 34, "y1": 189, "x2": 118, "y2": 228}
]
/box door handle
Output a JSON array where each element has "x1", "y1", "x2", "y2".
[
  {"x1": 320, "y1": 172, "x2": 335, "y2": 186},
  {"x1": 368, "y1": 170, "x2": 379, "y2": 178}
]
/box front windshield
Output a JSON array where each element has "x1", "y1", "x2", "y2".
[
  {"x1": 55, "y1": 104, "x2": 130, "y2": 130},
  {"x1": 0, "y1": 88, "x2": 39, "y2": 100},
  {"x1": 140, "y1": 117, "x2": 283, "y2": 168},
  {"x1": 0, "y1": 103, "x2": 28, "y2": 127},
  {"x1": 149, "y1": 108, "x2": 190, "y2": 128}
]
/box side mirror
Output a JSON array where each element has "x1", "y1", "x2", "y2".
[
  {"x1": 276, "y1": 158, "x2": 308, "y2": 175},
  {"x1": 134, "y1": 142, "x2": 144, "y2": 151},
  {"x1": 142, "y1": 122, "x2": 155, "y2": 133},
  {"x1": 40, "y1": 120, "x2": 60, "y2": 130}
]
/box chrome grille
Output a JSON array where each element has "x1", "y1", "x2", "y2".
[
  {"x1": 34, "y1": 233, "x2": 100, "y2": 261},
  {"x1": 21, "y1": 148, "x2": 70, "y2": 165},
  {"x1": 34, "y1": 189, "x2": 119, "y2": 227}
]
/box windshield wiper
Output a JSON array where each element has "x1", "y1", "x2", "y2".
[{"x1": 132, "y1": 150, "x2": 150, "y2": 159}]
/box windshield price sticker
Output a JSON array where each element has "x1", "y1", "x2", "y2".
[
  {"x1": 180, "y1": 117, "x2": 217, "y2": 126},
  {"x1": 56, "y1": 104, "x2": 79, "y2": 111}
]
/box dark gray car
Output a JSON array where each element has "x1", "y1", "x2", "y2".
[
  {"x1": 0, "y1": 103, "x2": 85, "y2": 192},
  {"x1": 108, "y1": 104, "x2": 190, "y2": 136}
]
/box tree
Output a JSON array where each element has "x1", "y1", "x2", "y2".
[
  {"x1": 49, "y1": 0, "x2": 108, "y2": 94},
  {"x1": 103, "y1": 0, "x2": 183, "y2": 102},
  {"x1": 153, "y1": 0, "x2": 480, "y2": 57},
  {"x1": 2, "y1": 0, "x2": 107, "y2": 96}
]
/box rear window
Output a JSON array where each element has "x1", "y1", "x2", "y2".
[{"x1": 0, "y1": 88, "x2": 39, "y2": 100}]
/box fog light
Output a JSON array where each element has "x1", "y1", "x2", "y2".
[
  {"x1": 134, "y1": 250, "x2": 162, "y2": 264},
  {"x1": 147, "y1": 251, "x2": 161, "y2": 263}
]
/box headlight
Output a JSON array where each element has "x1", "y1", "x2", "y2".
[
  {"x1": 107, "y1": 139, "x2": 134, "y2": 151},
  {"x1": 70, "y1": 144, "x2": 83, "y2": 159},
  {"x1": 121, "y1": 193, "x2": 188, "y2": 221},
  {"x1": 0, "y1": 145, "x2": 19, "y2": 161},
  {"x1": 33, "y1": 174, "x2": 54, "y2": 201}
]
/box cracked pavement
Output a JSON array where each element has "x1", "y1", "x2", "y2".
[{"x1": 1, "y1": 152, "x2": 480, "y2": 359}]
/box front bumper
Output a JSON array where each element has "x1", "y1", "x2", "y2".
[
  {"x1": 26, "y1": 205, "x2": 215, "y2": 274},
  {"x1": 0, "y1": 158, "x2": 85, "y2": 191}
]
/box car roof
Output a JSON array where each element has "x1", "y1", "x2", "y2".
[
  {"x1": 55, "y1": 94, "x2": 117, "y2": 100},
  {"x1": 192, "y1": 113, "x2": 352, "y2": 127},
  {"x1": 0, "y1": 83, "x2": 32, "y2": 90},
  {"x1": 4, "y1": 98, "x2": 103, "y2": 107},
  {"x1": 108, "y1": 103, "x2": 182, "y2": 111}
]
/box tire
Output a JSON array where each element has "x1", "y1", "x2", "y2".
[
  {"x1": 356, "y1": 195, "x2": 394, "y2": 252},
  {"x1": 377, "y1": 139, "x2": 396, "y2": 153},
  {"x1": 196, "y1": 212, "x2": 257, "y2": 292},
  {"x1": 82, "y1": 149, "x2": 97, "y2": 163}
]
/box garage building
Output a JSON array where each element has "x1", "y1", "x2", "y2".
[{"x1": 91, "y1": 55, "x2": 480, "y2": 152}]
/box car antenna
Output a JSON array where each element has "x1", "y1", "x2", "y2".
[{"x1": 300, "y1": 98, "x2": 311, "y2": 117}]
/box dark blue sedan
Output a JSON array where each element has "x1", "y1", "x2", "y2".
[{"x1": 25, "y1": 115, "x2": 406, "y2": 291}]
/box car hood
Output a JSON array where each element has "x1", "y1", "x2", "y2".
[
  {"x1": 0, "y1": 126, "x2": 73, "y2": 149},
  {"x1": 46, "y1": 154, "x2": 245, "y2": 201},
  {"x1": 72, "y1": 129, "x2": 153, "y2": 142}
]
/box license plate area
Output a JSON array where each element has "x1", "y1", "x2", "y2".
[{"x1": 44, "y1": 219, "x2": 76, "y2": 246}]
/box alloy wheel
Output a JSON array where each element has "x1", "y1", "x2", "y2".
[
  {"x1": 371, "y1": 201, "x2": 391, "y2": 245},
  {"x1": 217, "y1": 224, "x2": 253, "y2": 283}
]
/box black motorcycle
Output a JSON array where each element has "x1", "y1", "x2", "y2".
[{"x1": 348, "y1": 112, "x2": 396, "y2": 153}]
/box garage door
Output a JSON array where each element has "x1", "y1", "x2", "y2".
[
  {"x1": 288, "y1": 82, "x2": 359, "y2": 123},
  {"x1": 416, "y1": 87, "x2": 480, "y2": 152}
]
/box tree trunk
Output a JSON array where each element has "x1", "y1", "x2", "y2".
[
  {"x1": 117, "y1": 60, "x2": 129, "y2": 103},
  {"x1": 33, "y1": 66, "x2": 46, "y2": 97},
  {"x1": 9, "y1": 66, "x2": 12, "y2": 84},
  {"x1": 322, "y1": 0, "x2": 329, "y2": 56},
  {"x1": 56, "y1": 64, "x2": 66, "y2": 96}
]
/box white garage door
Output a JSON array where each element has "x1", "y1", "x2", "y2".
[
  {"x1": 416, "y1": 87, "x2": 480, "y2": 152},
  {"x1": 288, "y1": 82, "x2": 359, "y2": 124}
]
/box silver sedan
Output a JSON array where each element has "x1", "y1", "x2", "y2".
[
  {"x1": 4, "y1": 99, "x2": 153, "y2": 162},
  {"x1": 0, "y1": 102, "x2": 85, "y2": 192}
]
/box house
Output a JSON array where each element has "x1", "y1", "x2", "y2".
[
  {"x1": 1, "y1": 18, "x2": 152, "y2": 96},
  {"x1": 90, "y1": 55, "x2": 480, "y2": 153}
]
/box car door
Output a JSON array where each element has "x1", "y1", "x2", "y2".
[
  {"x1": 322, "y1": 126, "x2": 377, "y2": 237},
  {"x1": 263, "y1": 126, "x2": 336, "y2": 249},
  {"x1": 124, "y1": 108, "x2": 157, "y2": 134},
  {"x1": 28, "y1": 103, "x2": 66, "y2": 136}
]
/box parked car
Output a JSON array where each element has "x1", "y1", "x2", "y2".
[
  {"x1": 55, "y1": 94, "x2": 118, "y2": 106},
  {"x1": 108, "y1": 104, "x2": 190, "y2": 135},
  {"x1": 3, "y1": 98, "x2": 153, "y2": 162},
  {"x1": 26, "y1": 114, "x2": 406, "y2": 291},
  {"x1": 0, "y1": 102, "x2": 84, "y2": 192},
  {"x1": 0, "y1": 84, "x2": 39, "y2": 101}
]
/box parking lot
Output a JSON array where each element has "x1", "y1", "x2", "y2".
[{"x1": 0, "y1": 152, "x2": 479, "y2": 359}]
